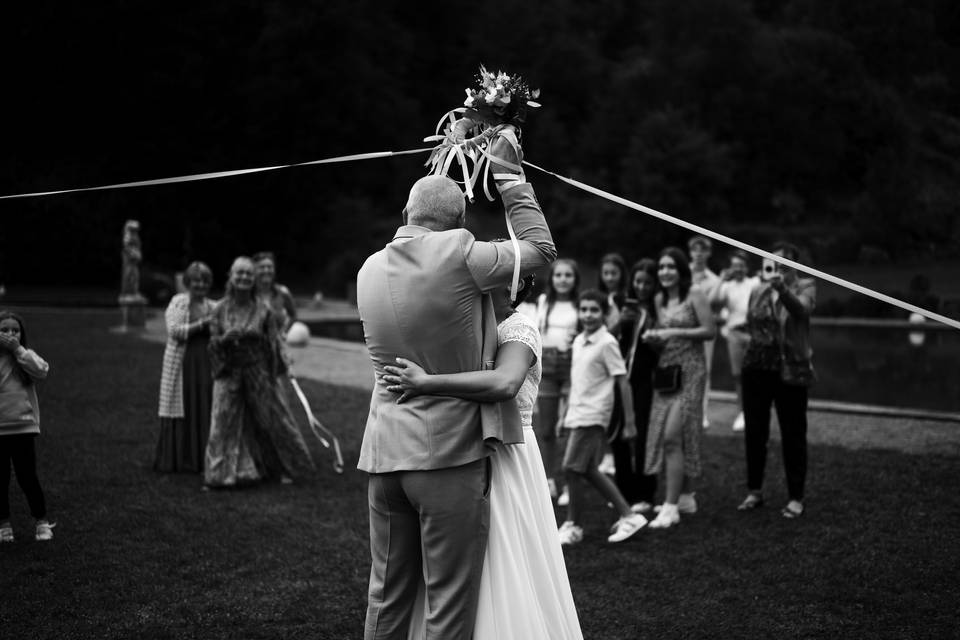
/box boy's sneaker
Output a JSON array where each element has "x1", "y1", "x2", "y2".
[
  {"x1": 557, "y1": 487, "x2": 570, "y2": 507},
  {"x1": 558, "y1": 521, "x2": 584, "y2": 546},
  {"x1": 35, "y1": 521, "x2": 56, "y2": 541},
  {"x1": 607, "y1": 513, "x2": 648, "y2": 543},
  {"x1": 0, "y1": 524, "x2": 13, "y2": 543},
  {"x1": 654, "y1": 493, "x2": 698, "y2": 514}
]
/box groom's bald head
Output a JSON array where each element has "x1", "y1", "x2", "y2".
[{"x1": 403, "y1": 176, "x2": 466, "y2": 231}]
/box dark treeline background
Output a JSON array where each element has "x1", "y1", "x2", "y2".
[{"x1": 3, "y1": 0, "x2": 959, "y2": 295}]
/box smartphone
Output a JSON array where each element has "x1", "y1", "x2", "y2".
[
  {"x1": 761, "y1": 258, "x2": 777, "y2": 281},
  {"x1": 623, "y1": 297, "x2": 639, "y2": 311}
]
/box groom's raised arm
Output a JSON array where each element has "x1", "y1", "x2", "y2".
[{"x1": 462, "y1": 130, "x2": 556, "y2": 292}]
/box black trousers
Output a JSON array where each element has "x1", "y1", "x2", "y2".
[
  {"x1": 610, "y1": 376, "x2": 658, "y2": 505},
  {"x1": 0, "y1": 433, "x2": 47, "y2": 520},
  {"x1": 741, "y1": 369, "x2": 809, "y2": 501}
]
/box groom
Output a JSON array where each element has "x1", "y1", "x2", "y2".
[{"x1": 356, "y1": 131, "x2": 555, "y2": 639}]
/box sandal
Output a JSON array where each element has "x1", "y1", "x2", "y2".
[
  {"x1": 737, "y1": 493, "x2": 764, "y2": 511},
  {"x1": 781, "y1": 501, "x2": 804, "y2": 519}
]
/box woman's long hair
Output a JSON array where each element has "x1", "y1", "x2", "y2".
[
  {"x1": 0, "y1": 311, "x2": 33, "y2": 386},
  {"x1": 657, "y1": 246, "x2": 693, "y2": 304},
  {"x1": 628, "y1": 258, "x2": 659, "y2": 314}
]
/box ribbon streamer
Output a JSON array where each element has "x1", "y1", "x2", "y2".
[
  {"x1": 1, "y1": 146, "x2": 955, "y2": 331},
  {"x1": 521, "y1": 160, "x2": 960, "y2": 332},
  {"x1": 0, "y1": 148, "x2": 433, "y2": 200}
]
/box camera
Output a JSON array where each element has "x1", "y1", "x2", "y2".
[{"x1": 761, "y1": 258, "x2": 778, "y2": 281}]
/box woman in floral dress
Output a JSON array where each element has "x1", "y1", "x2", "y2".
[
  {"x1": 204, "y1": 256, "x2": 314, "y2": 488},
  {"x1": 643, "y1": 247, "x2": 716, "y2": 529}
]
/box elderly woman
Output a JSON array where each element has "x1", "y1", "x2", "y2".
[
  {"x1": 737, "y1": 242, "x2": 816, "y2": 519},
  {"x1": 204, "y1": 256, "x2": 314, "y2": 488},
  {"x1": 252, "y1": 251, "x2": 297, "y2": 335},
  {"x1": 155, "y1": 261, "x2": 215, "y2": 473}
]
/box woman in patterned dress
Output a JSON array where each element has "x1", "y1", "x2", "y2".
[
  {"x1": 203, "y1": 256, "x2": 314, "y2": 488},
  {"x1": 382, "y1": 275, "x2": 583, "y2": 640},
  {"x1": 155, "y1": 261, "x2": 215, "y2": 473},
  {"x1": 643, "y1": 247, "x2": 716, "y2": 529}
]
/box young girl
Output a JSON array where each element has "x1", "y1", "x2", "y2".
[
  {"x1": 0, "y1": 311, "x2": 54, "y2": 542},
  {"x1": 598, "y1": 252, "x2": 628, "y2": 333},
  {"x1": 534, "y1": 259, "x2": 581, "y2": 502}
]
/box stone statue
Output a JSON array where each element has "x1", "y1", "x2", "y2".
[
  {"x1": 118, "y1": 219, "x2": 146, "y2": 330},
  {"x1": 120, "y1": 219, "x2": 143, "y2": 297}
]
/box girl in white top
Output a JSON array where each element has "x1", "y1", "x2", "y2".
[
  {"x1": 709, "y1": 250, "x2": 760, "y2": 431},
  {"x1": 533, "y1": 259, "x2": 580, "y2": 501},
  {"x1": 0, "y1": 311, "x2": 54, "y2": 542},
  {"x1": 383, "y1": 275, "x2": 583, "y2": 640}
]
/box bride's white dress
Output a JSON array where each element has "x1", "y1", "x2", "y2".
[{"x1": 409, "y1": 312, "x2": 583, "y2": 639}]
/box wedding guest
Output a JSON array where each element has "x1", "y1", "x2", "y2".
[
  {"x1": 688, "y1": 235, "x2": 720, "y2": 429},
  {"x1": 253, "y1": 251, "x2": 297, "y2": 335},
  {"x1": 0, "y1": 311, "x2": 55, "y2": 542},
  {"x1": 609, "y1": 259, "x2": 660, "y2": 513},
  {"x1": 737, "y1": 242, "x2": 815, "y2": 519},
  {"x1": 204, "y1": 257, "x2": 314, "y2": 488},
  {"x1": 708, "y1": 250, "x2": 760, "y2": 432},
  {"x1": 155, "y1": 261, "x2": 215, "y2": 473},
  {"x1": 643, "y1": 248, "x2": 716, "y2": 529},
  {"x1": 557, "y1": 289, "x2": 647, "y2": 545},
  {"x1": 598, "y1": 252, "x2": 628, "y2": 333},
  {"x1": 533, "y1": 259, "x2": 581, "y2": 503}
]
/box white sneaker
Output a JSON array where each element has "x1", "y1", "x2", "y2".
[
  {"x1": 558, "y1": 521, "x2": 584, "y2": 546},
  {"x1": 648, "y1": 504, "x2": 680, "y2": 529},
  {"x1": 653, "y1": 493, "x2": 697, "y2": 514},
  {"x1": 35, "y1": 521, "x2": 56, "y2": 541},
  {"x1": 557, "y1": 487, "x2": 570, "y2": 507},
  {"x1": 607, "y1": 513, "x2": 648, "y2": 543},
  {"x1": 630, "y1": 501, "x2": 653, "y2": 514},
  {"x1": 598, "y1": 453, "x2": 616, "y2": 476},
  {"x1": 732, "y1": 413, "x2": 745, "y2": 432},
  {"x1": 0, "y1": 524, "x2": 13, "y2": 543}
]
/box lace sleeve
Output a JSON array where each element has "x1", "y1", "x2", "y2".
[{"x1": 499, "y1": 313, "x2": 542, "y2": 363}]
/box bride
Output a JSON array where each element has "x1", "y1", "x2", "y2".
[{"x1": 380, "y1": 274, "x2": 583, "y2": 640}]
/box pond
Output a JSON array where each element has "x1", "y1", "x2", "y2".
[{"x1": 711, "y1": 323, "x2": 960, "y2": 414}]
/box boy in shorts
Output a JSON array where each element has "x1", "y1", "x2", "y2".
[{"x1": 558, "y1": 289, "x2": 648, "y2": 545}]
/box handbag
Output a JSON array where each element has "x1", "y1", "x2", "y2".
[{"x1": 653, "y1": 364, "x2": 682, "y2": 394}]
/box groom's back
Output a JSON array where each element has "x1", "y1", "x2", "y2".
[{"x1": 356, "y1": 227, "x2": 488, "y2": 474}]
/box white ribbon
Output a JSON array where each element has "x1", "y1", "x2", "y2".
[
  {"x1": 521, "y1": 160, "x2": 960, "y2": 332},
  {"x1": 1, "y1": 147, "x2": 955, "y2": 331}
]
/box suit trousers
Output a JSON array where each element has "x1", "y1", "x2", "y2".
[
  {"x1": 742, "y1": 369, "x2": 809, "y2": 501},
  {"x1": 365, "y1": 458, "x2": 490, "y2": 640},
  {"x1": 0, "y1": 433, "x2": 47, "y2": 521}
]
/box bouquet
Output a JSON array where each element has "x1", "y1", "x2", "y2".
[{"x1": 424, "y1": 66, "x2": 541, "y2": 202}]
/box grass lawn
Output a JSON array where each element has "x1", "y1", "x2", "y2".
[{"x1": 2, "y1": 309, "x2": 959, "y2": 639}]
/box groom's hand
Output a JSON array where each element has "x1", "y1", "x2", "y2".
[{"x1": 490, "y1": 126, "x2": 525, "y2": 192}]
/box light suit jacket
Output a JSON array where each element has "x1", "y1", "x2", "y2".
[{"x1": 356, "y1": 183, "x2": 556, "y2": 473}]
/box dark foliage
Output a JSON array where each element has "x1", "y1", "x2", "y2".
[{"x1": 2, "y1": 0, "x2": 959, "y2": 291}]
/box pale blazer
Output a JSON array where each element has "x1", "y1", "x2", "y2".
[{"x1": 357, "y1": 183, "x2": 556, "y2": 473}]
